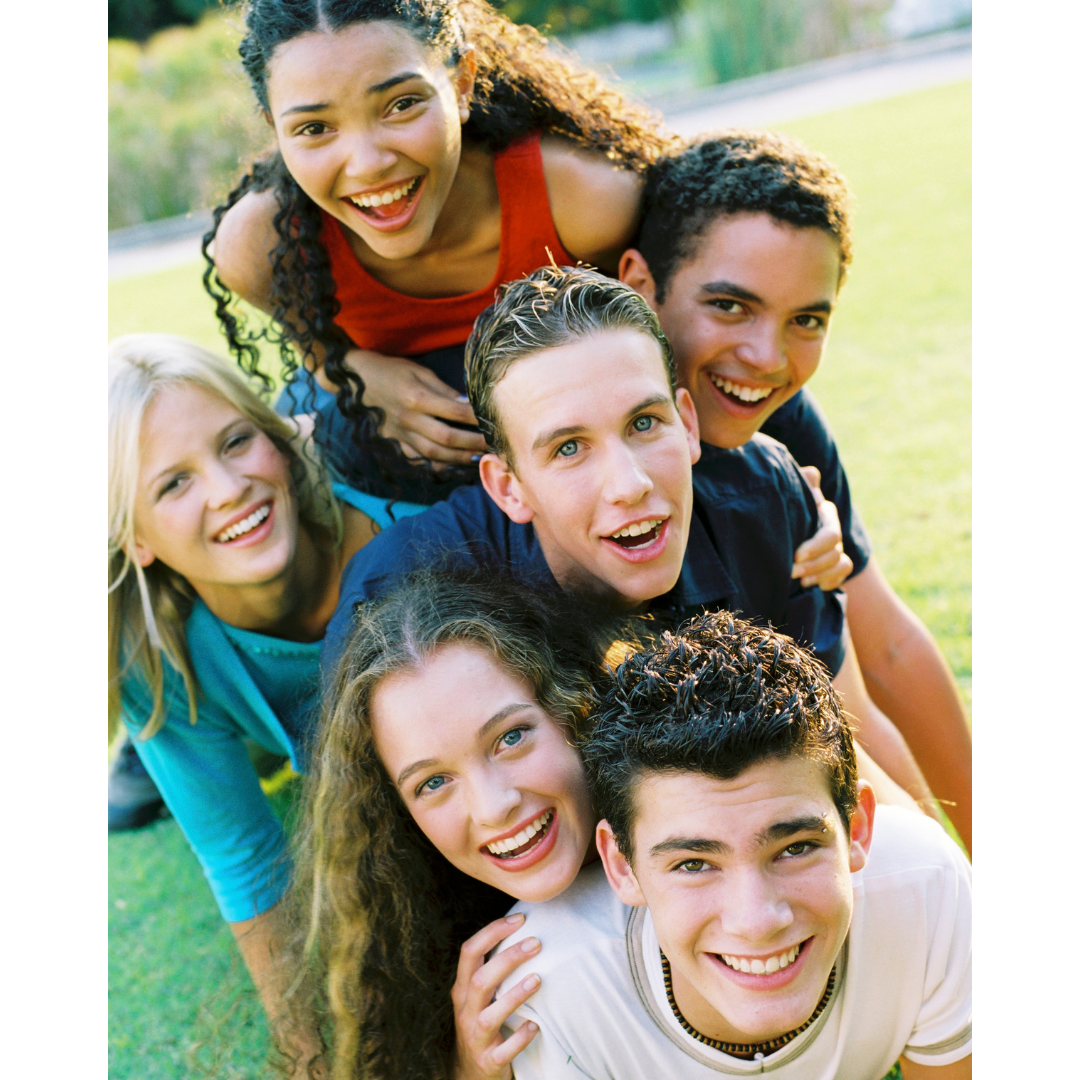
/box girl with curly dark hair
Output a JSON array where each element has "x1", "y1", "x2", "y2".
[{"x1": 206, "y1": 0, "x2": 678, "y2": 509}]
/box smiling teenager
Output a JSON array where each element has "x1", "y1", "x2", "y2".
[
  {"x1": 205, "y1": 0, "x2": 674, "y2": 508},
  {"x1": 495, "y1": 613, "x2": 971, "y2": 1080},
  {"x1": 323, "y1": 266, "x2": 936, "y2": 810},
  {"x1": 108, "y1": 334, "x2": 398, "y2": 1067},
  {"x1": 619, "y1": 132, "x2": 972, "y2": 852},
  {"x1": 286, "y1": 566, "x2": 626, "y2": 1080}
]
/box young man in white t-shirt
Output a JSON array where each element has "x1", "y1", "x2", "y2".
[{"x1": 497, "y1": 613, "x2": 971, "y2": 1079}]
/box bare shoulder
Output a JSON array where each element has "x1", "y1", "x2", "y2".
[
  {"x1": 210, "y1": 188, "x2": 280, "y2": 310},
  {"x1": 540, "y1": 134, "x2": 643, "y2": 272}
]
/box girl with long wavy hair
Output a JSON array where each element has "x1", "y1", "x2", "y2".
[
  {"x1": 109, "y1": 333, "x2": 400, "y2": 1065},
  {"x1": 205, "y1": 0, "x2": 678, "y2": 507}
]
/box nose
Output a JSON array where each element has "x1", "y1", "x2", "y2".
[
  {"x1": 604, "y1": 442, "x2": 653, "y2": 507},
  {"x1": 469, "y1": 769, "x2": 523, "y2": 831},
  {"x1": 720, "y1": 867, "x2": 795, "y2": 944},
  {"x1": 342, "y1": 128, "x2": 398, "y2": 184},
  {"x1": 733, "y1": 318, "x2": 786, "y2": 376},
  {"x1": 205, "y1": 460, "x2": 249, "y2": 510}
]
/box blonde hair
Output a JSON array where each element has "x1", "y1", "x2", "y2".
[{"x1": 108, "y1": 334, "x2": 342, "y2": 740}]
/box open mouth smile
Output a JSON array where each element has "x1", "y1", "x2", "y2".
[
  {"x1": 214, "y1": 502, "x2": 271, "y2": 544},
  {"x1": 600, "y1": 517, "x2": 670, "y2": 562},
  {"x1": 480, "y1": 809, "x2": 560, "y2": 872},
  {"x1": 708, "y1": 937, "x2": 813, "y2": 989},
  {"x1": 344, "y1": 177, "x2": 422, "y2": 229},
  {"x1": 708, "y1": 373, "x2": 779, "y2": 410}
]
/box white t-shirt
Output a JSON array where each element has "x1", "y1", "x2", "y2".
[{"x1": 496, "y1": 806, "x2": 971, "y2": 1079}]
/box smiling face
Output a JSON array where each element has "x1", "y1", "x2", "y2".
[
  {"x1": 597, "y1": 758, "x2": 874, "y2": 1045},
  {"x1": 370, "y1": 642, "x2": 596, "y2": 902},
  {"x1": 132, "y1": 383, "x2": 299, "y2": 594},
  {"x1": 623, "y1": 212, "x2": 841, "y2": 449},
  {"x1": 266, "y1": 21, "x2": 473, "y2": 260},
  {"x1": 478, "y1": 329, "x2": 701, "y2": 607}
]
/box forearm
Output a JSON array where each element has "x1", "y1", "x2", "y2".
[
  {"x1": 900, "y1": 1053, "x2": 971, "y2": 1079},
  {"x1": 845, "y1": 560, "x2": 972, "y2": 852},
  {"x1": 832, "y1": 643, "x2": 937, "y2": 815},
  {"x1": 231, "y1": 904, "x2": 325, "y2": 1077}
]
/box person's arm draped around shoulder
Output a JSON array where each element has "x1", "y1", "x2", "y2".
[
  {"x1": 541, "y1": 135, "x2": 643, "y2": 273},
  {"x1": 211, "y1": 190, "x2": 484, "y2": 466},
  {"x1": 844, "y1": 558, "x2": 972, "y2": 855},
  {"x1": 899, "y1": 1056, "x2": 972, "y2": 1079}
]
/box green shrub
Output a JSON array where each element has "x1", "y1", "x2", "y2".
[
  {"x1": 109, "y1": 11, "x2": 271, "y2": 229},
  {"x1": 685, "y1": 0, "x2": 890, "y2": 85}
]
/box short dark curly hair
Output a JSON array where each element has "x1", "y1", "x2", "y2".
[
  {"x1": 465, "y1": 265, "x2": 676, "y2": 468},
  {"x1": 582, "y1": 610, "x2": 858, "y2": 862},
  {"x1": 638, "y1": 130, "x2": 853, "y2": 303}
]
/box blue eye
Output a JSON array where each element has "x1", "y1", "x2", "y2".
[
  {"x1": 500, "y1": 727, "x2": 525, "y2": 748},
  {"x1": 632, "y1": 415, "x2": 655, "y2": 432},
  {"x1": 556, "y1": 440, "x2": 579, "y2": 457},
  {"x1": 419, "y1": 775, "x2": 447, "y2": 795}
]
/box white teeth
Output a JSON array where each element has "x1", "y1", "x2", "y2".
[
  {"x1": 709, "y1": 373, "x2": 774, "y2": 403},
  {"x1": 610, "y1": 518, "x2": 663, "y2": 540},
  {"x1": 350, "y1": 177, "x2": 418, "y2": 209},
  {"x1": 722, "y1": 942, "x2": 801, "y2": 974},
  {"x1": 486, "y1": 810, "x2": 552, "y2": 857},
  {"x1": 216, "y1": 503, "x2": 270, "y2": 543}
]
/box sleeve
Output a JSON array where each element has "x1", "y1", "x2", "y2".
[
  {"x1": 759, "y1": 388, "x2": 873, "y2": 577},
  {"x1": 121, "y1": 662, "x2": 290, "y2": 924},
  {"x1": 902, "y1": 841, "x2": 973, "y2": 1066}
]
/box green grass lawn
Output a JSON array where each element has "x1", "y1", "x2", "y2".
[{"x1": 109, "y1": 80, "x2": 970, "y2": 1078}]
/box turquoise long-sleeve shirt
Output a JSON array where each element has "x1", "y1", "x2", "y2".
[{"x1": 120, "y1": 484, "x2": 427, "y2": 923}]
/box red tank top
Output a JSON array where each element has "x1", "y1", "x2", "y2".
[{"x1": 319, "y1": 132, "x2": 575, "y2": 357}]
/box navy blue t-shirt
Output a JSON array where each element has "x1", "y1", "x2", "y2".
[
  {"x1": 759, "y1": 387, "x2": 872, "y2": 577},
  {"x1": 325, "y1": 433, "x2": 846, "y2": 679}
]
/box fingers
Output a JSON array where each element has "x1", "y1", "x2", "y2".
[
  {"x1": 481, "y1": 1015, "x2": 540, "y2": 1072},
  {"x1": 461, "y1": 936, "x2": 542, "y2": 1018},
  {"x1": 809, "y1": 550, "x2": 854, "y2": 591},
  {"x1": 453, "y1": 914, "x2": 527, "y2": 1006},
  {"x1": 478, "y1": 968, "x2": 542, "y2": 1034},
  {"x1": 799, "y1": 464, "x2": 823, "y2": 493},
  {"x1": 410, "y1": 370, "x2": 480, "y2": 427},
  {"x1": 386, "y1": 428, "x2": 486, "y2": 466}
]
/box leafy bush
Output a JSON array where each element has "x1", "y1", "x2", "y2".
[
  {"x1": 109, "y1": 0, "x2": 219, "y2": 42},
  {"x1": 109, "y1": 11, "x2": 271, "y2": 229}
]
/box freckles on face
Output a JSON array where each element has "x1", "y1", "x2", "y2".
[
  {"x1": 369, "y1": 643, "x2": 596, "y2": 902},
  {"x1": 655, "y1": 213, "x2": 841, "y2": 449}
]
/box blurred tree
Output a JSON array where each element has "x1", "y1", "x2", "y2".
[
  {"x1": 109, "y1": 0, "x2": 218, "y2": 41},
  {"x1": 498, "y1": 0, "x2": 683, "y2": 34}
]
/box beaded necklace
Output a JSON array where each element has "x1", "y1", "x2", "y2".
[{"x1": 660, "y1": 952, "x2": 836, "y2": 1060}]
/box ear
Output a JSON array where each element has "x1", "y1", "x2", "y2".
[
  {"x1": 596, "y1": 819, "x2": 647, "y2": 907},
  {"x1": 478, "y1": 453, "x2": 535, "y2": 525},
  {"x1": 674, "y1": 387, "x2": 701, "y2": 465},
  {"x1": 619, "y1": 249, "x2": 658, "y2": 310},
  {"x1": 131, "y1": 537, "x2": 156, "y2": 569},
  {"x1": 454, "y1": 45, "x2": 477, "y2": 123},
  {"x1": 262, "y1": 108, "x2": 274, "y2": 128},
  {"x1": 847, "y1": 780, "x2": 877, "y2": 873}
]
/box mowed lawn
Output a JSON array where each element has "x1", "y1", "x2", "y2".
[{"x1": 108, "y1": 80, "x2": 970, "y2": 1078}]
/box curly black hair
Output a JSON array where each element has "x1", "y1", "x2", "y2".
[
  {"x1": 582, "y1": 610, "x2": 858, "y2": 861},
  {"x1": 638, "y1": 130, "x2": 854, "y2": 304},
  {"x1": 203, "y1": 0, "x2": 678, "y2": 501}
]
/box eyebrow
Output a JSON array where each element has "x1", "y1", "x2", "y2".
[
  {"x1": 395, "y1": 702, "x2": 534, "y2": 789},
  {"x1": 648, "y1": 816, "x2": 830, "y2": 859},
  {"x1": 280, "y1": 73, "x2": 424, "y2": 118},
  {"x1": 530, "y1": 394, "x2": 673, "y2": 453},
  {"x1": 699, "y1": 280, "x2": 833, "y2": 314}
]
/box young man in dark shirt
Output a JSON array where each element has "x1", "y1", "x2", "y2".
[
  {"x1": 326, "y1": 266, "x2": 932, "y2": 804},
  {"x1": 619, "y1": 133, "x2": 971, "y2": 852}
]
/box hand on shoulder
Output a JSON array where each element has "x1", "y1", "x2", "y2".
[{"x1": 540, "y1": 134, "x2": 643, "y2": 273}]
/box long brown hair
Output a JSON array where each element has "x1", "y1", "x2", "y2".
[
  {"x1": 203, "y1": 0, "x2": 681, "y2": 498},
  {"x1": 285, "y1": 566, "x2": 634, "y2": 1079}
]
